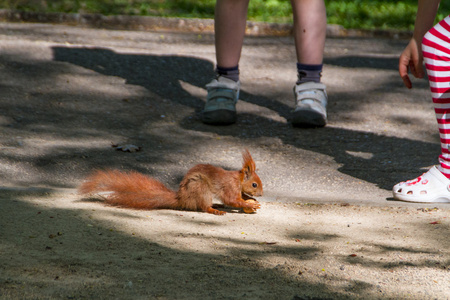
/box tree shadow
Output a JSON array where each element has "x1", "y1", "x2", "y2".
[
  {"x1": 1, "y1": 25, "x2": 448, "y2": 300},
  {"x1": 2, "y1": 190, "x2": 446, "y2": 299},
  {"x1": 50, "y1": 46, "x2": 439, "y2": 191},
  {"x1": 324, "y1": 55, "x2": 399, "y2": 70},
  {"x1": 0, "y1": 191, "x2": 369, "y2": 299},
  {"x1": 52, "y1": 46, "x2": 214, "y2": 111}
]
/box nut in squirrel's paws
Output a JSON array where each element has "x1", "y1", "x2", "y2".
[{"x1": 243, "y1": 199, "x2": 260, "y2": 214}]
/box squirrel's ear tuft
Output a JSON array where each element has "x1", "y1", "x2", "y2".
[{"x1": 242, "y1": 149, "x2": 256, "y2": 173}]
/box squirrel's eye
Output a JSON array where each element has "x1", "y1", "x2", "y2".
[{"x1": 252, "y1": 183, "x2": 258, "y2": 188}]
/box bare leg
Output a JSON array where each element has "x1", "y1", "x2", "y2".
[
  {"x1": 201, "y1": 0, "x2": 249, "y2": 125},
  {"x1": 290, "y1": 0, "x2": 328, "y2": 127},
  {"x1": 291, "y1": 0, "x2": 326, "y2": 64},
  {"x1": 214, "y1": 0, "x2": 250, "y2": 68}
]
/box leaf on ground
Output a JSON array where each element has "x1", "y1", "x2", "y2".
[{"x1": 112, "y1": 143, "x2": 142, "y2": 152}]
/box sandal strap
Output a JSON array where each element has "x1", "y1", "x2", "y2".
[
  {"x1": 294, "y1": 82, "x2": 327, "y2": 105},
  {"x1": 206, "y1": 89, "x2": 238, "y2": 104}
]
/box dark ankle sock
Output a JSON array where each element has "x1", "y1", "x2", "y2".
[
  {"x1": 296, "y1": 63, "x2": 323, "y2": 84},
  {"x1": 216, "y1": 65, "x2": 240, "y2": 82}
]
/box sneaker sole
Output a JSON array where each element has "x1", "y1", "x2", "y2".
[
  {"x1": 393, "y1": 194, "x2": 450, "y2": 203},
  {"x1": 201, "y1": 110, "x2": 237, "y2": 125},
  {"x1": 291, "y1": 110, "x2": 326, "y2": 128}
]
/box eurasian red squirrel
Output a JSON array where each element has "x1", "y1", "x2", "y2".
[{"x1": 78, "y1": 149, "x2": 263, "y2": 215}]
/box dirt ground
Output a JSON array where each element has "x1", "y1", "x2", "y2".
[{"x1": 0, "y1": 21, "x2": 449, "y2": 299}]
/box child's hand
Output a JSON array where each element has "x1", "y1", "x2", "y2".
[{"x1": 399, "y1": 38, "x2": 425, "y2": 89}]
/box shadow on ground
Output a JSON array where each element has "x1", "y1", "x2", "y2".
[
  {"x1": 1, "y1": 190, "x2": 447, "y2": 299},
  {"x1": 0, "y1": 192, "x2": 358, "y2": 299},
  {"x1": 49, "y1": 46, "x2": 439, "y2": 190}
]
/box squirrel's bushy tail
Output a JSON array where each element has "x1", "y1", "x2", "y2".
[{"x1": 79, "y1": 170, "x2": 179, "y2": 210}]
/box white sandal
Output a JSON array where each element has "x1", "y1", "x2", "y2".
[{"x1": 393, "y1": 166, "x2": 450, "y2": 203}]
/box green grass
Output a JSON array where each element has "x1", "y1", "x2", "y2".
[{"x1": 1, "y1": 0, "x2": 449, "y2": 30}]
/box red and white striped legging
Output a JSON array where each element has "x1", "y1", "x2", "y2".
[{"x1": 422, "y1": 15, "x2": 450, "y2": 178}]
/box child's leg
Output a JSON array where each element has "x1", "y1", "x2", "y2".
[
  {"x1": 290, "y1": 0, "x2": 328, "y2": 127},
  {"x1": 214, "y1": 0, "x2": 250, "y2": 70},
  {"x1": 201, "y1": 0, "x2": 249, "y2": 125},
  {"x1": 291, "y1": 0, "x2": 326, "y2": 65},
  {"x1": 392, "y1": 16, "x2": 450, "y2": 203},
  {"x1": 422, "y1": 15, "x2": 450, "y2": 177}
]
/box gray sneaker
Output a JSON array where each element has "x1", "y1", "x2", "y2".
[
  {"x1": 201, "y1": 76, "x2": 240, "y2": 125},
  {"x1": 292, "y1": 82, "x2": 328, "y2": 127}
]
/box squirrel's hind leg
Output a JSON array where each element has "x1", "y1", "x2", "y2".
[
  {"x1": 178, "y1": 174, "x2": 224, "y2": 214},
  {"x1": 206, "y1": 207, "x2": 227, "y2": 215}
]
